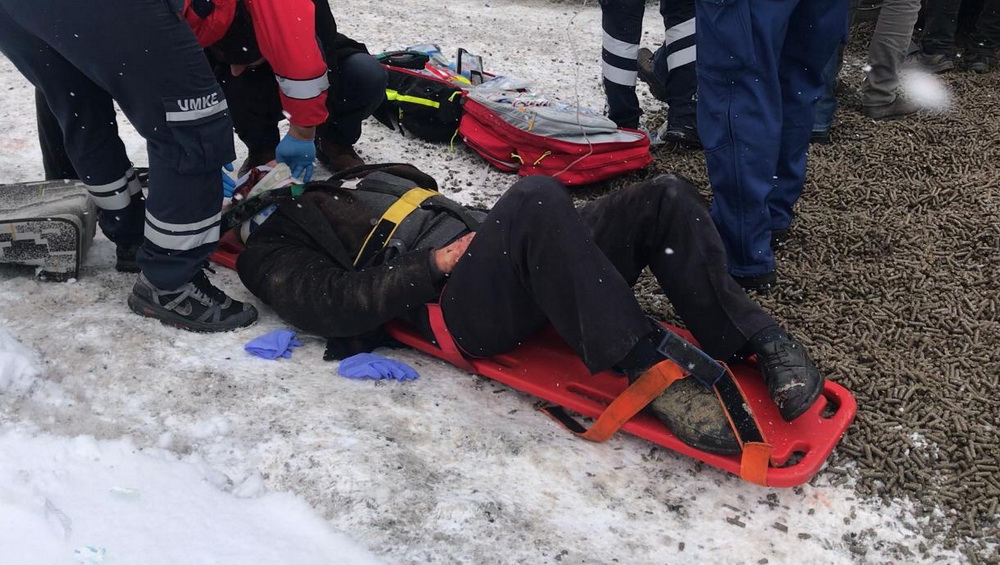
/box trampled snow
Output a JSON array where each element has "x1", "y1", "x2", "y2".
[{"x1": 0, "y1": 0, "x2": 971, "y2": 563}]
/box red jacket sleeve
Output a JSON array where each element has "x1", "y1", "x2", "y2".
[{"x1": 245, "y1": 0, "x2": 330, "y2": 127}]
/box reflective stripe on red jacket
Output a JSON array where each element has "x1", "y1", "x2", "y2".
[{"x1": 183, "y1": 0, "x2": 330, "y2": 127}]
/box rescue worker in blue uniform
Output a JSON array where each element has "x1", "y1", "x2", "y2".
[
  {"x1": 696, "y1": 0, "x2": 849, "y2": 290},
  {"x1": 601, "y1": 0, "x2": 699, "y2": 146},
  {"x1": 0, "y1": 0, "x2": 257, "y2": 332}
]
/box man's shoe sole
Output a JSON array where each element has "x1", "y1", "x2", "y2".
[{"x1": 127, "y1": 293, "x2": 258, "y2": 333}]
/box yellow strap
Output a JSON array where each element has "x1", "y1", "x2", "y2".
[
  {"x1": 385, "y1": 89, "x2": 441, "y2": 109},
  {"x1": 353, "y1": 187, "x2": 439, "y2": 266}
]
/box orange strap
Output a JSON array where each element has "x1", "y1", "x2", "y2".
[
  {"x1": 739, "y1": 442, "x2": 772, "y2": 485},
  {"x1": 544, "y1": 359, "x2": 686, "y2": 443},
  {"x1": 714, "y1": 367, "x2": 773, "y2": 485}
]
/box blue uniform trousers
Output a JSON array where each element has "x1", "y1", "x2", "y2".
[
  {"x1": 0, "y1": 0, "x2": 234, "y2": 290},
  {"x1": 696, "y1": 0, "x2": 849, "y2": 277},
  {"x1": 601, "y1": 0, "x2": 698, "y2": 129}
]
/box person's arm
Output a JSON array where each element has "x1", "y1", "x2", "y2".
[{"x1": 244, "y1": 0, "x2": 329, "y2": 128}]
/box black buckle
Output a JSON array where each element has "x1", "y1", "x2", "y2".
[{"x1": 655, "y1": 330, "x2": 725, "y2": 388}]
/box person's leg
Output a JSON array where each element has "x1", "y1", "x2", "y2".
[
  {"x1": 4, "y1": 0, "x2": 233, "y2": 289},
  {"x1": 654, "y1": 0, "x2": 699, "y2": 131},
  {"x1": 811, "y1": 48, "x2": 841, "y2": 140},
  {"x1": 964, "y1": 0, "x2": 1000, "y2": 66},
  {"x1": 861, "y1": 0, "x2": 922, "y2": 108},
  {"x1": 920, "y1": 0, "x2": 962, "y2": 56},
  {"x1": 577, "y1": 175, "x2": 776, "y2": 360},
  {"x1": 216, "y1": 62, "x2": 283, "y2": 172},
  {"x1": 697, "y1": 0, "x2": 797, "y2": 281},
  {"x1": 441, "y1": 176, "x2": 653, "y2": 374},
  {"x1": 599, "y1": 0, "x2": 646, "y2": 129},
  {"x1": 34, "y1": 89, "x2": 78, "y2": 180},
  {"x1": 315, "y1": 53, "x2": 386, "y2": 146},
  {"x1": 0, "y1": 9, "x2": 145, "y2": 249},
  {"x1": 769, "y1": 0, "x2": 850, "y2": 234}
]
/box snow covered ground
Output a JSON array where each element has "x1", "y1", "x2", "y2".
[{"x1": 0, "y1": 0, "x2": 973, "y2": 563}]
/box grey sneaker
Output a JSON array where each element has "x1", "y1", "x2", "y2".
[
  {"x1": 127, "y1": 271, "x2": 258, "y2": 332},
  {"x1": 862, "y1": 96, "x2": 919, "y2": 120}
]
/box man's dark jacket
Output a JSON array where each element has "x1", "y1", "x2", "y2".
[{"x1": 236, "y1": 171, "x2": 482, "y2": 347}]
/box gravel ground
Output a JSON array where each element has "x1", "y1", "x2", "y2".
[{"x1": 595, "y1": 23, "x2": 999, "y2": 564}]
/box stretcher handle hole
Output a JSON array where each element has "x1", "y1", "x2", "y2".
[
  {"x1": 819, "y1": 393, "x2": 840, "y2": 419},
  {"x1": 773, "y1": 450, "x2": 808, "y2": 469}
]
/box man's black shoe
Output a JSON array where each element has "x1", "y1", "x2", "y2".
[
  {"x1": 646, "y1": 374, "x2": 740, "y2": 454},
  {"x1": 660, "y1": 124, "x2": 702, "y2": 149},
  {"x1": 810, "y1": 130, "x2": 831, "y2": 145},
  {"x1": 964, "y1": 51, "x2": 991, "y2": 74},
  {"x1": 732, "y1": 271, "x2": 777, "y2": 293},
  {"x1": 115, "y1": 243, "x2": 141, "y2": 273},
  {"x1": 771, "y1": 227, "x2": 790, "y2": 250},
  {"x1": 751, "y1": 329, "x2": 824, "y2": 421},
  {"x1": 637, "y1": 47, "x2": 668, "y2": 102},
  {"x1": 127, "y1": 271, "x2": 258, "y2": 332}
]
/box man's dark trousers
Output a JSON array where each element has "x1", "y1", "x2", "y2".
[
  {"x1": 440, "y1": 176, "x2": 775, "y2": 374},
  {"x1": 1, "y1": 0, "x2": 235, "y2": 290}
]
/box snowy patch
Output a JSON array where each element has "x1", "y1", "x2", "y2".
[{"x1": 0, "y1": 425, "x2": 381, "y2": 565}]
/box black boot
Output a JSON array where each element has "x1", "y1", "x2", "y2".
[
  {"x1": 749, "y1": 326, "x2": 823, "y2": 421},
  {"x1": 617, "y1": 329, "x2": 739, "y2": 454}
]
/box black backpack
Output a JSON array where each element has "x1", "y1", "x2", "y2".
[{"x1": 372, "y1": 51, "x2": 466, "y2": 142}]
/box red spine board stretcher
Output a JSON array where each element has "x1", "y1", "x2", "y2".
[
  {"x1": 385, "y1": 319, "x2": 856, "y2": 488},
  {"x1": 211, "y1": 242, "x2": 856, "y2": 487}
]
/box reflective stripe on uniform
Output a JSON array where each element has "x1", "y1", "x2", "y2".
[
  {"x1": 275, "y1": 73, "x2": 330, "y2": 100},
  {"x1": 166, "y1": 99, "x2": 229, "y2": 122},
  {"x1": 144, "y1": 211, "x2": 221, "y2": 251},
  {"x1": 665, "y1": 17, "x2": 696, "y2": 47},
  {"x1": 602, "y1": 60, "x2": 637, "y2": 86},
  {"x1": 602, "y1": 32, "x2": 639, "y2": 60},
  {"x1": 667, "y1": 45, "x2": 697, "y2": 71},
  {"x1": 85, "y1": 169, "x2": 141, "y2": 211}
]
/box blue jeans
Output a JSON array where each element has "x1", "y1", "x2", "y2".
[{"x1": 812, "y1": 49, "x2": 841, "y2": 133}]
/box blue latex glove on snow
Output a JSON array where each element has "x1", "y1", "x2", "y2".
[
  {"x1": 222, "y1": 163, "x2": 237, "y2": 198},
  {"x1": 338, "y1": 353, "x2": 419, "y2": 381},
  {"x1": 245, "y1": 330, "x2": 303, "y2": 360},
  {"x1": 275, "y1": 133, "x2": 315, "y2": 182}
]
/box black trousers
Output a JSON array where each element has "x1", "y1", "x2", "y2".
[
  {"x1": 600, "y1": 0, "x2": 698, "y2": 129},
  {"x1": 921, "y1": 0, "x2": 1000, "y2": 56},
  {"x1": 35, "y1": 89, "x2": 77, "y2": 180},
  {"x1": 217, "y1": 52, "x2": 386, "y2": 152},
  {"x1": 3, "y1": 0, "x2": 234, "y2": 290},
  {"x1": 439, "y1": 176, "x2": 775, "y2": 374}
]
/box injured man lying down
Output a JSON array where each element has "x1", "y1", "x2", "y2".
[{"x1": 235, "y1": 167, "x2": 823, "y2": 454}]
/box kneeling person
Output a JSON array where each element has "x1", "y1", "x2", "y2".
[{"x1": 236, "y1": 173, "x2": 823, "y2": 453}]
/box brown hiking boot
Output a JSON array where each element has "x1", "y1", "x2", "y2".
[
  {"x1": 646, "y1": 376, "x2": 740, "y2": 454},
  {"x1": 317, "y1": 139, "x2": 365, "y2": 173}
]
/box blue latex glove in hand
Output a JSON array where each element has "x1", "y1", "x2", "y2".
[
  {"x1": 222, "y1": 162, "x2": 237, "y2": 198},
  {"x1": 275, "y1": 132, "x2": 315, "y2": 182},
  {"x1": 245, "y1": 330, "x2": 303, "y2": 360},
  {"x1": 338, "y1": 353, "x2": 419, "y2": 381}
]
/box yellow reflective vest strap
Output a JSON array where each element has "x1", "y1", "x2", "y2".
[
  {"x1": 353, "y1": 187, "x2": 440, "y2": 267},
  {"x1": 385, "y1": 89, "x2": 441, "y2": 109}
]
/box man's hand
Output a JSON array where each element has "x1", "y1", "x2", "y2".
[
  {"x1": 276, "y1": 124, "x2": 317, "y2": 182},
  {"x1": 433, "y1": 232, "x2": 476, "y2": 274}
]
